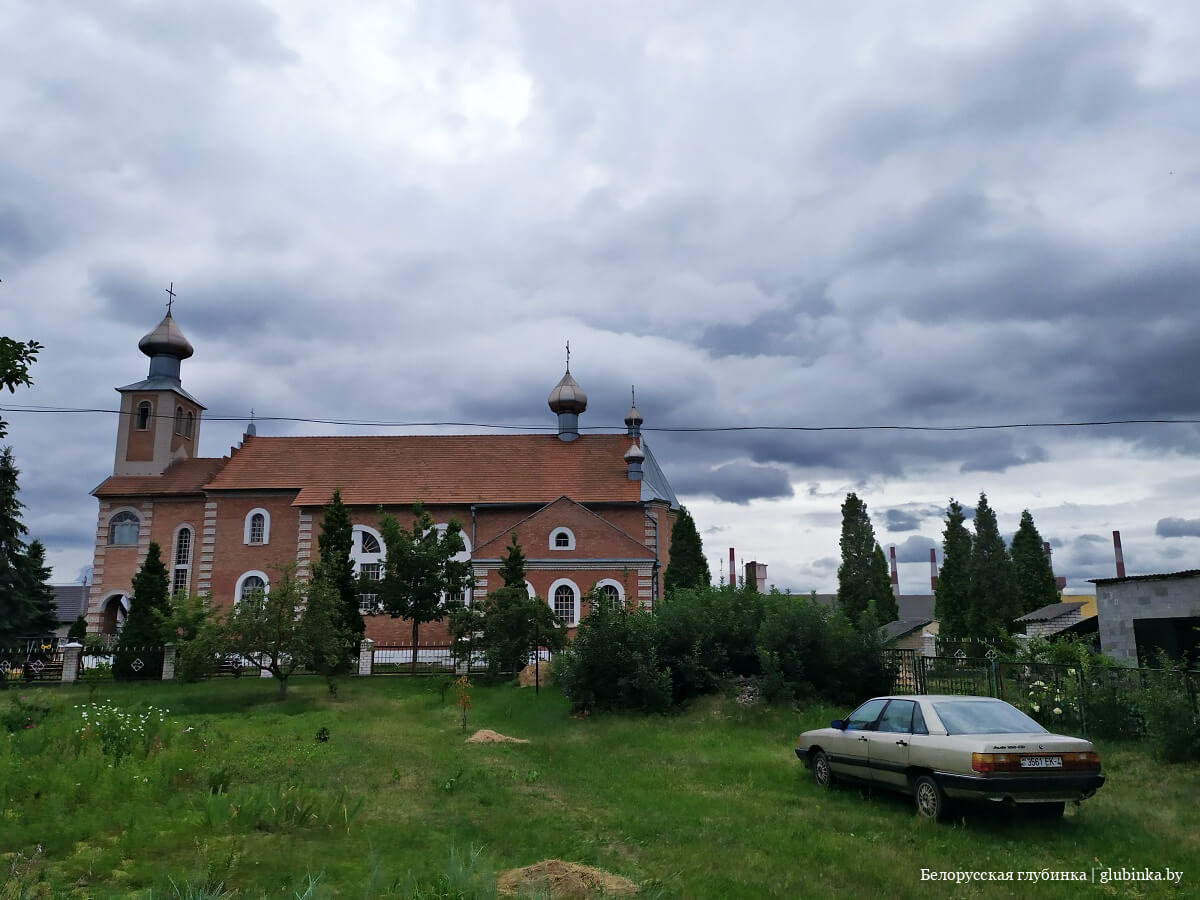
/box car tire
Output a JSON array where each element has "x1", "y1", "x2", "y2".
[
  {"x1": 913, "y1": 774, "x2": 949, "y2": 822},
  {"x1": 1030, "y1": 801, "x2": 1066, "y2": 818},
  {"x1": 811, "y1": 750, "x2": 835, "y2": 788}
]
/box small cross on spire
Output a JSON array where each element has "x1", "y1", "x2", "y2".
[
  {"x1": 165, "y1": 282, "x2": 177, "y2": 315},
  {"x1": 565, "y1": 339, "x2": 571, "y2": 373},
  {"x1": 631, "y1": 385, "x2": 636, "y2": 406}
]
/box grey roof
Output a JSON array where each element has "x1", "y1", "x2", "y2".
[
  {"x1": 52, "y1": 584, "x2": 89, "y2": 623},
  {"x1": 1090, "y1": 569, "x2": 1200, "y2": 586},
  {"x1": 812, "y1": 593, "x2": 935, "y2": 621},
  {"x1": 882, "y1": 618, "x2": 934, "y2": 642},
  {"x1": 116, "y1": 376, "x2": 207, "y2": 408},
  {"x1": 1015, "y1": 601, "x2": 1086, "y2": 623},
  {"x1": 639, "y1": 440, "x2": 679, "y2": 509}
]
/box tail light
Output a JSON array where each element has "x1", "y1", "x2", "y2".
[
  {"x1": 971, "y1": 751, "x2": 1101, "y2": 773},
  {"x1": 1062, "y1": 751, "x2": 1101, "y2": 771}
]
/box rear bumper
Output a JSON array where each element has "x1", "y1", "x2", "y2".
[{"x1": 938, "y1": 771, "x2": 1105, "y2": 803}]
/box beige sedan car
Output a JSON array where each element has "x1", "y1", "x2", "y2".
[{"x1": 795, "y1": 695, "x2": 1105, "y2": 820}]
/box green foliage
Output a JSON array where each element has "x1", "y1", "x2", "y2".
[
  {"x1": 1137, "y1": 657, "x2": 1200, "y2": 763},
  {"x1": 297, "y1": 580, "x2": 359, "y2": 686},
  {"x1": 2, "y1": 692, "x2": 51, "y2": 732},
  {"x1": 473, "y1": 536, "x2": 566, "y2": 676},
  {"x1": 67, "y1": 614, "x2": 88, "y2": 643},
  {"x1": 553, "y1": 590, "x2": 672, "y2": 713},
  {"x1": 966, "y1": 493, "x2": 1017, "y2": 638},
  {"x1": 79, "y1": 661, "x2": 113, "y2": 696},
  {"x1": 164, "y1": 593, "x2": 225, "y2": 683},
  {"x1": 77, "y1": 700, "x2": 168, "y2": 765},
  {"x1": 871, "y1": 543, "x2": 898, "y2": 625},
  {"x1": 311, "y1": 489, "x2": 363, "y2": 665},
  {"x1": 934, "y1": 499, "x2": 973, "y2": 640},
  {"x1": 496, "y1": 532, "x2": 526, "y2": 591},
  {"x1": 835, "y1": 493, "x2": 892, "y2": 628},
  {"x1": 221, "y1": 565, "x2": 310, "y2": 698},
  {"x1": 655, "y1": 584, "x2": 763, "y2": 702},
  {"x1": 0, "y1": 447, "x2": 42, "y2": 645},
  {"x1": 1011, "y1": 509, "x2": 1059, "y2": 617},
  {"x1": 19, "y1": 539, "x2": 57, "y2": 635},
  {"x1": 0, "y1": 336, "x2": 42, "y2": 440},
  {"x1": 115, "y1": 543, "x2": 172, "y2": 679},
  {"x1": 378, "y1": 502, "x2": 471, "y2": 672},
  {"x1": 663, "y1": 506, "x2": 710, "y2": 593}
]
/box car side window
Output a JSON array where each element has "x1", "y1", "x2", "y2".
[
  {"x1": 845, "y1": 698, "x2": 888, "y2": 731},
  {"x1": 877, "y1": 700, "x2": 915, "y2": 733},
  {"x1": 912, "y1": 704, "x2": 929, "y2": 735}
]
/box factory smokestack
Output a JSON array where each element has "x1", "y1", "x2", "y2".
[
  {"x1": 729, "y1": 547, "x2": 736, "y2": 586},
  {"x1": 889, "y1": 545, "x2": 899, "y2": 596},
  {"x1": 1044, "y1": 541, "x2": 1066, "y2": 592},
  {"x1": 1113, "y1": 531, "x2": 1126, "y2": 579},
  {"x1": 929, "y1": 548, "x2": 938, "y2": 592}
]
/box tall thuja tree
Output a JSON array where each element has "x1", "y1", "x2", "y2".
[
  {"x1": 935, "y1": 499, "x2": 973, "y2": 640},
  {"x1": 310, "y1": 488, "x2": 361, "y2": 676},
  {"x1": 19, "y1": 539, "x2": 58, "y2": 636},
  {"x1": 663, "y1": 506, "x2": 710, "y2": 593},
  {"x1": 115, "y1": 542, "x2": 171, "y2": 679},
  {"x1": 872, "y1": 544, "x2": 899, "y2": 624},
  {"x1": 478, "y1": 534, "x2": 565, "y2": 676},
  {"x1": 1010, "y1": 510, "x2": 1059, "y2": 617},
  {"x1": 967, "y1": 493, "x2": 1017, "y2": 638},
  {"x1": 378, "y1": 502, "x2": 471, "y2": 673},
  {"x1": 0, "y1": 447, "x2": 35, "y2": 646},
  {"x1": 836, "y1": 493, "x2": 893, "y2": 628}
]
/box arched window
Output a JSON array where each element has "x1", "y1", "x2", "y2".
[
  {"x1": 185, "y1": 411, "x2": 195, "y2": 438},
  {"x1": 236, "y1": 572, "x2": 269, "y2": 606},
  {"x1": 172, "y1": 526, "x2": 193, "y2": 596},
  {"x1": 597, "y1": 580, "x2": 623, "y2": 610},
  {"x1": 549, "y1": 527, "x2": 575, "y2": 550},
  {"x1": 136, "y1": 401, "x2": 152, "y2": 430},
  {"x1": 243, "y1": 509, "x2": 270, "y2": 545},
  {"x1": 108, "y1": 511, "x2": 139, "y2": 546},
  {"x1": 549, "y1": 578, "x2": 580, "y2": 626},
  {"x1": 360, "y1": 531, "x2": 381, "y2": 554},
  {"x1": 352, "y1": 526, "x2": 385, "y2": 614},
  {"x1": 174, "y1": 406, "x2": 185, "y2": 434}
]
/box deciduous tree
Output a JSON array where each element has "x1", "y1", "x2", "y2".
[
  {"x1": 664, "y1": 506, "x2": 710, "y2": 593},
  {"x1": 222, "y1": 565, "x2": 311, "y2": 699}
]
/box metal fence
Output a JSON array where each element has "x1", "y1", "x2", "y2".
[{"x1": 0, "y1": 645, "x2": 65, "y2": 684}]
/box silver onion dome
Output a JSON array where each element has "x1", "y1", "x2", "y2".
[
  {"x1": 547, "y1": 370, "x2": 588, "y2": 414},
  {"x1": 138, "y1": 312, "x2": 194, "y2": 360}
]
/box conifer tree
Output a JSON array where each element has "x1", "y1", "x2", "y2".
[
  {"x1": 1010, "y1": 509, "x2": 1059, "y2": 616},
  {"x1": 19, "y1": 539, "x2": 58, "y2": 635},
  {"x1": 310, "y1": 489, "x2": 361, "y2": 677},
  {"x1": 115, "y1": 543, "x2": 172, "y2": 679},
  {"x1": 934, "y1": 499, "x2": 973, "y2": 640},
  {"x1": 0, "y1": 447, "x2": 35, "y2": 646},
  {"x1": 498, "y1": 531, "x2": 528, "y2": 591},
  {"x1": 663, "y1": 507, "x2": 710, "y2": 593},
  {"x1": 872, "y1": 543, "x2": 899, "y2": 624},
  {"x1": 477, "y1": 534, "x2": 565, "y2": 676},
  {"x1": 836, "y1": 493, "x2": 893, "y2": 627},
  {"x1": 967, "y1": 493, "x2": 1017, "y2": 638}
]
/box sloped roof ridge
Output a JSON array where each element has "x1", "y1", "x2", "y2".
[{"x1": 473, "y1": 495, "x2": 653, "y2": 558}]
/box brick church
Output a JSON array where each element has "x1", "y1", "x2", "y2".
[{"x1": 86, "y1": 311, "x2": 679, "y2": 644}]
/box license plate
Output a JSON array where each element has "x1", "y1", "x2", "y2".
[{"x1": 1020, "y1": 756, "x2": 1062, "y2": 768}]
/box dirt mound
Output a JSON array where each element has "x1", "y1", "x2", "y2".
[
  {"x1": 466, "y1": 729, "x2": 530, "y2": 744},
  {"x1": 497, "y1": 860, "x2": 638, "y2": 897},
  {"x1": 518, "y1": 662, "x2": 553, "y2": 687}
]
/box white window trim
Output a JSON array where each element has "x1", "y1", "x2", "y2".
[
  {"x1": 171, "y1": 524, "x2": 194, "y2": 597},
  {"x1": 107, "y1": 508, "x2": 141, "y2": 547},
  {"x1": 525, "y1": 580, "x2": 536, "y2": 599},
  {"x1": 594, "y1": 578, "x2": 625, "y2": 609},
  {"x1": 234, "y1": 570, "x2": 270, "y2": 606},
  {"x1": 434, "y1": 522, "x2": 472, "y2": 561},
  {"x1": 548, "y1": 577, "x2": 581, "y2": 626},
  {"x1": 243, "y1": 508, "x2": 271, "y2": 545},
  {"x1": 549, "y1": 527, "x2": 576, "y2": 551}
]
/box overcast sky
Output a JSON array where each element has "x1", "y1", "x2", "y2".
[{"x1": 3, "y1": 0, "x2": 1199, "y2": 596}]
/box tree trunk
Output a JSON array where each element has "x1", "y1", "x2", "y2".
[
  {"x1": 278, "y1": 674, "x2": 288, "y2": 699},
  {"x1": 410, "y1": 620, "x2": 420, "y2": 675}
]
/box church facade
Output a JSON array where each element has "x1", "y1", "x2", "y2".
[{"x1": 86, "y1": 312, "x2": 679, "y2": 645}]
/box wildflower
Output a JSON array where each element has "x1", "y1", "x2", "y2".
[
  {"x1": 1053, "y1": 707, "x2": 1063, "y2": 715},
  {"x1": 1067, "y1": 668, "x2": 1076, "y2": 676},
  {"x1": 1032, "y1": 704, "x2": 1041, "y2": 712}
]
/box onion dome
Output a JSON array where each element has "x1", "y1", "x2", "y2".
[
  {"x1": 624, "y1": 404, "x2": 643, "y2": 427},
  {"x1": 548, "y1": 370, "x2": 588, "y2": 414},
  {"x1": 138, "y1": 312, "x2": 194, "y2": 360},
  {"x1": 623, "y1": 442, "x2": 645, "y2": 463}
]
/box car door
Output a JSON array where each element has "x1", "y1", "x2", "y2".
[
  {"x1": 865, "y1": 699, "x2": 915, "y2": 788},
  {"x1": 829, "y1": 698, "x2": 888, "y2": 780}
]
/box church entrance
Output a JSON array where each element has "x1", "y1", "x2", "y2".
[{"x1": 100, "y1": 594, "x2": 128, "y2": 635}]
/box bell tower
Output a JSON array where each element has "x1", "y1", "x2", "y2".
[{"x1": 113, "y1": 305, "x2": 205, "y2": 476}]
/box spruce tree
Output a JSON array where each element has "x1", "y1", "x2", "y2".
[
  {"x1": 836, "y1": 493, "x2": 892, "y2": 627},
  {"x1": 115, "y1": 542, "x2": 171, "y2": 679},
  {"x1": 967, "y1": 493, "x2": 1017, "y2": 639},
  {"x1": 1010, "y1": 509, "x2": 1059, "y2": 616},
  {"x1": 498, "y1": 532, "x2": 528, "y2": 591},
  {"x1": 0, "y1": 447, "x2": 35, "y2": 646},
  {"x1": 311, "y1": 488, "x2": 362, "y2": 661},
  {"x1": 934, "y1": 499, "x2": 973, "y2": 640},
  {"x1": 19, "y1": 539, "x2": 58, "y2": 635},
  {"x1": 663, "y1": 507, "x2": 710, "y2": 593}
]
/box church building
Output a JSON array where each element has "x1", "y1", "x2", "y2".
[{"x1": 86, "y1": 311, "x2": 679, "y2": 645}]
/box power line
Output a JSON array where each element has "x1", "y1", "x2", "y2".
[{"x1": 3, "y1": 403, "x2": 1199, "y2": 433}]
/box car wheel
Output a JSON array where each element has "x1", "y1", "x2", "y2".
[
  {"x1": 811, "y1": 750, "x2": 835, "y2": 788},
  {"x1": 913, "y1": 775, "x2": 949, "y2": 821},
  {"x1": 1030, "y1": 801, "x2": 1066, "y2": 818}
]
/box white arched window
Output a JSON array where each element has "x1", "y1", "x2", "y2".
[
  {"x1": 235, "y1": 571, "x2": 269, "y2": 606},
  {"x1": 549, "y1": 527, "x2": 575, "y2": 550},
  {"x1": 352, "y1": 526, "x2": 385, "y2": 614},
  {"x1": 244, "y1": 509, "x2": 270, "y2": 545},
  {"x1": 136, "y1": 401, "x2": 152, "y2": 430},
  {"x1": 434, "y1": 523, "x2": 472, "y2": 606},
  {"x1": 108, "y1": 510, "x2": 140, "y2": 546},
  {"x1": 595, "y1": 578, "x2": 625, "y2": 610},
  {"x1": 171, "y1": 525, "x2": 193, "y2": 596},
  {"x1": 548, "y1": 578, "x2": 580, "y2": 626}
]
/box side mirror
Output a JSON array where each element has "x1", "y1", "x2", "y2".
[{"x1": 831, "y1": 719, "x2": 847, "y2": 730}]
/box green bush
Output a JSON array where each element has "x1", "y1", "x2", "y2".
[{"x1": 1137, "y1": 662, "x2": 1200, "y2": 763}]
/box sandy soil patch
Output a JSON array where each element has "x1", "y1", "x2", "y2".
[
  {"x1": 518, "y1": 662, "x2": 553, "y2": 687},
  {"x1": 465, "y1": 729, "x2": 530, "y2": 744},
  {"x1": 497, "y1": 859, "x2": 638, "y2": 897}
]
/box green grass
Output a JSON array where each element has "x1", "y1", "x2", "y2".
[{"x1": 2, "y1": 677, "x2": 1197, "y2": 898}]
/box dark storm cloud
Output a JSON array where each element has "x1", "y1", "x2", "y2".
[
  {"x1": 960, "y1": 444, "x2": 1048, "y2": 474},
  {"x1": 672, "y1": 462, "x2": 794, "y2": 505},
  {"x1": 891, "y1": 535, "x2": 938, "y2": 564},
  {"x1": 885, "y1": 504, "x2": 944, "y2": 532},
  {"x1": 1156, "y1": 518, "x2": 1200, "y2": 539}
]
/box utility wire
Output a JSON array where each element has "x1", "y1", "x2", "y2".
[{"x1": 3, "y1": 403, "x2": 1199, "y2": 433}]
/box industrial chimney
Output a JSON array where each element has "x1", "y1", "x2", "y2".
[
  {"x1": 929, "y1": 548, "x2": 938, "y2": 591},
  {"x1": 888, "y1": 545, "x2": 899, "y2": 597},
  {"x1": 1113, "y1": 531, "x2": 1126, "y2": 579},
  {"x1": 729, "y1": 548, "x2": 736, "y2": 586},
  {"x1": 744, "y1": 561, "x2": 767, "y2": 593}
]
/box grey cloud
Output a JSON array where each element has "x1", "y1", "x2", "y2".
[
  {"x1": 672, "y1": 462, "x2": 795, "y2": 505},
  {"x1": 1156, "y1": 517, "x2": 1200, "y2": 538},
  {"x1": 960, "y1": 444, "x2": 1048, "y2": 474},
  {"x1": 885, "y1": 504, "x2": 944, "y2": 532},
  {"x1": 890, "y1": 535, "x2": 938, "y2": 564}
]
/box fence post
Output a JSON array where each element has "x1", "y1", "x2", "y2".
[
  {"x1": 357, "y1": 639, "x2": 374, "y2": 676},
  {"x1": 161, "y1": 644, "x2": 176, "y2": 681},
  {"x1": 61, "y1": 642, "x2": 83, "y2": 684}
]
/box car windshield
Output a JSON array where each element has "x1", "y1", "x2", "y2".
[{"x1": 932, "y1": 700, "x2": 1047, "y2": 735}]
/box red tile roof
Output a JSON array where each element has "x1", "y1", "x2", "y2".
[
  {"x1": 473, "y1": 496, "x2": 656, "y2": 560},
  {"x1": 203, "y1": 434, "x2": 644, "y2": 507},
  {"x1": 93, "y1": 457, "x2": 228, "y2": 498}
]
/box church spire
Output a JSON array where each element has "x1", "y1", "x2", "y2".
[{"x1": 547, "y1": 343, "x2": 587, "y2": 442}]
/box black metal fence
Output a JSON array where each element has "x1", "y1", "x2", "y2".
[{"x1": 0, "y1": 645, "x2": 64, "y2": 684}]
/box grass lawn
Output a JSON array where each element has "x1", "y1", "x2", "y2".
[{"x1": 2, "y1": 676, "x2": 1196, "y2": 898}]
